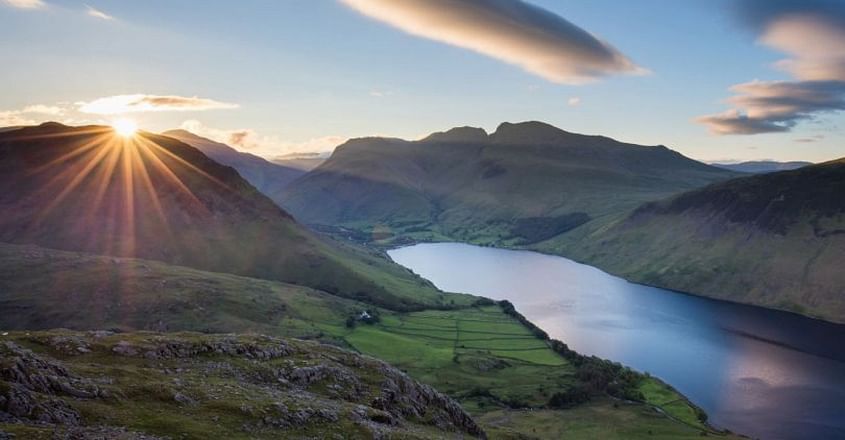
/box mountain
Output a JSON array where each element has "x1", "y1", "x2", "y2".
[
  {"x1": 711, "y1": 160, "x2": 813, "y2": 174},
  {"x1": 162, "y1": 129, "x2": 306, "y2": 203},
  {"x1": 0, "y1": 122, "x2": 464, "y2": 311},
  {"x1": 272, "y1": 152, "x2": 327, "y2": 171},
  {"x1": 280, "y1": 121, "x2": 739, "y2": 246},
  {"x1": 0, "y1": 122, "x2": 739, "y2": 438},
  {"x1": 556, "y1": 158, "x2": 845, "y2": 322}
]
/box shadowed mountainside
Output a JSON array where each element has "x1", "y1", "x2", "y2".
[
  {"x1": 162, "y1": 129, "x2": 307, "y2": 203},
  {"x1": 0, "y1": 122, "x2": 466, "y2": 311},
  {"x1": 550, "y1": 158, "x2": 845, "y2": 322},
  {"x1": 279, "y1": 121, "x2": 738, "y2": 246},
  {"x1": 711, "y1": 160, "x2": 813, "y2": 174}
]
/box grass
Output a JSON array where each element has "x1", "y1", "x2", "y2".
[
  {"x1": 0, "y1": 330, "x2": 472, "y2": 440},
  {"x1": 478, "y1": 400, "x2": 736, "y2": 440},
  {"x1": 347, "y1": 306, "x2": 578, "y2": 411},
  {"x1": 0, "y1": 243, "x2": 735, "y2": 439}
]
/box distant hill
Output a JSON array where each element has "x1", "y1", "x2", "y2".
[
  {"x1": 711, "y1": 160, "x2": 813, "y2": 174},
  {"x1": 272, "y1": 152, "x2": 327, "y2": 171},
  {"x1": 556, "y1": 159, "x2": 845, "y2": 322},
  {"x1": 162, "y1": 129, "x2": 307, "y2": 203},
  {"x1": 280, "y1": 121, "x2": 738, "y2": 246},
  {"x1": 0, "y1": 122, "x2": 463, "y2": 311}
]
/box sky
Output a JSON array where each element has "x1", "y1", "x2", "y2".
[{"x1": 1, "y1": 0, "x2": 843, "y2": 162}]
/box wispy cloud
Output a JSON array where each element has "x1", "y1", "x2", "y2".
[
  {"x1": 2, "y1": 0, "x2": 45, "y2": 9},
  {"x1": 78, "y1": 94, "x2": 239, "y2": 114},
  {"x1": 21, "y1": 104, "x2": 64, "y2": 115},
  {"x1": 85, "y1": 4, "x2": 113, "y2": 20},
  {"x1": 340, "y1": 0, "x2": 645, "y2": 84},
  {"x1": 0, "y1": 103, "x2": 67, "y2": 127},
  {"x1": 568, "y1": 97, "x2": 581, "y2": 106},
  {"x1": 0, "y1": 111, "x2": 36, "y2": 127},
  {"x1": 179, "y1": 120, "x2": 346, "y2": 156},
  {"x1": 698, "y1": 0, "x2": 845, "y2": 135}
]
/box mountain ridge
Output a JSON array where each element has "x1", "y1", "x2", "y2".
[
  {"x1": 280, "y1": 121, "x2": 739, "y2": 246},
  {"x1": 549, "y1": 159, "x2": 845, "y2": 322}
]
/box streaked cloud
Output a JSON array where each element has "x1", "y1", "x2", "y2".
[
  {"x1": 86, "y1": 4, "x2": 113, "y2": 20},
  {"x1": 78, "y1": 94, "x2": 239, "y2": 114},
  {"x1": 2, "y1": 0, "x2": 45, "y2": 9},
  {"x1": 340, "y1": 0, "x2": 645, "y2": 84},
  {"x1": 698, "y1": 0, "x2": 845, "y2": 135},
  {"x1": 179, "y1": 119, "x2": 346, "y2": 156},
  {"x1": 568, "y1": 97, "x2": 581, "y2": 106}
]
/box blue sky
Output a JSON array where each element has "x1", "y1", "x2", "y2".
[{"x1": 1, "y1": 0, "x2": 843, "y2": 162}]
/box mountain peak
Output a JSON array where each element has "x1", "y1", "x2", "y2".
[
  {"x1": 162, "y1": 128, "x2": 199, "y2": 139},
  {"x1": 422, "y1": 126, "x2": 488, "y2": 144},
  {"x1": 491, "y1": 121, "x2": 576, "y2": 145}
]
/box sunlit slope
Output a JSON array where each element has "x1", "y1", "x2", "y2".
[
  {"x1": 551, "y1": 158, "x2": 845, "y2": 322},
  {"x1": 280, "y1": 121, "x2": 737, "y2": 245},
  {"x1": 0, "y1": 123, "x2": 463, "y2": 310}
]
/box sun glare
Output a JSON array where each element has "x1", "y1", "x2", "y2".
[{"x1": 112, "y1": 119, "x2": 138, "y2": 137}]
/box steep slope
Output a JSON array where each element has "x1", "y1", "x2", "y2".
[
  {"x1": 162, "y1": 129, "x2": 306, "y2": 202},
  {"x1": 280, "y1": 121, "x2": 737, "y2": 245},
  {"x1": 0, "y1": 330, "x2": 484, "y2": 439},
  {"x1": 558, "y1": 159, "x2": 845, "y2": 322},
  {"x1": 0, "y1": 122, "x2": 464, "y2": 311},
  {"x1": 711, "y1": 160, "x2": 813, "y2": 174}
]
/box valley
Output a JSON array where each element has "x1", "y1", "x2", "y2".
[{"x1": 276, "y1": 122, "x2": 845, "y2": 324}]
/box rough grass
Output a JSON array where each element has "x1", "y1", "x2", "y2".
[{"x1": 477, "y1": 401, "x2": 742, "y2": 439}]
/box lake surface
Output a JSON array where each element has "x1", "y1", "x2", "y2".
[{"x1": 388, "y1": 242, "x2": 845, "y2": 440}]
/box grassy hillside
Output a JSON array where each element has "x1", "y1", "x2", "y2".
[
  {"x1": 0, "y1": 330, "x2": 483, "y2": 439},
  {"x1": 546, "y1": 158, "x2": 845, "y2": 323},
  {"x1": 280, "y1": 121, "x2": 737, "y2": 246},
  {"x1": 0, "y1": 123, "x2": 465, "y2": 311},
  {"x1": 0, "y1": 243, "x2": 733, "y2": 439},
  {"x1": 162, "y1": 129, "x2": 306, "y2": 202}
]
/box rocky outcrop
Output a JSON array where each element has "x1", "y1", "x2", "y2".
[{"x1": 0, "y1": 331, "x2": 485, "y2": 439}]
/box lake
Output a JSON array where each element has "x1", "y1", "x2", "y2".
[{"x1": 388, "y1": 242, "x2": 845, "y2": 440}]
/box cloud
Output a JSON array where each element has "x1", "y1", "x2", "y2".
[
  {"x1": 22, "y1": 104, "x2": 64, "y2": 115},
  {"x1": 179, "y1": 120, "x2": 346, "y2": 156},
  {"x1": 0, "y1": 111, "x2": 36, "y2": 127},
  {"x1": 0, "y1": 103, "x2": 69, "y2": 127},
  {"x1": 794, "y1": 134, "x2": 825, "y2": 143},
  {"x1": 340, "y1": 0, "x2": 645, "y2": 84},
  {"x1": 696, "y1": 110, "x2": 790, "y2": 135},
  {"x1": 567, "y1": 97, "x2": 581, "y2": 106},
  {"x1": 86, "y1": 4, "x2": 113, "y2": 20},
  {"x1": 2, "y1": 0, "x2": 45, "y2": 9},
  {"x1": 697, "y1": 80, "x2": 845, "y2": 134},
  {"x1": 78, "y1": 94, "x2": 238, "y2": 114},
  {"x1": 698, "y1": 0, "x2": 845, "y2": 135}
]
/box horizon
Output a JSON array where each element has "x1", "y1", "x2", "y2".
[{"x1": 2, "y1": 0, "x2": 844, "y2": 162}]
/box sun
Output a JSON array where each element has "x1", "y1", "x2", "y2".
[{"x1": 111, "y1": 118, "x2": 138, "y2": 137}]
